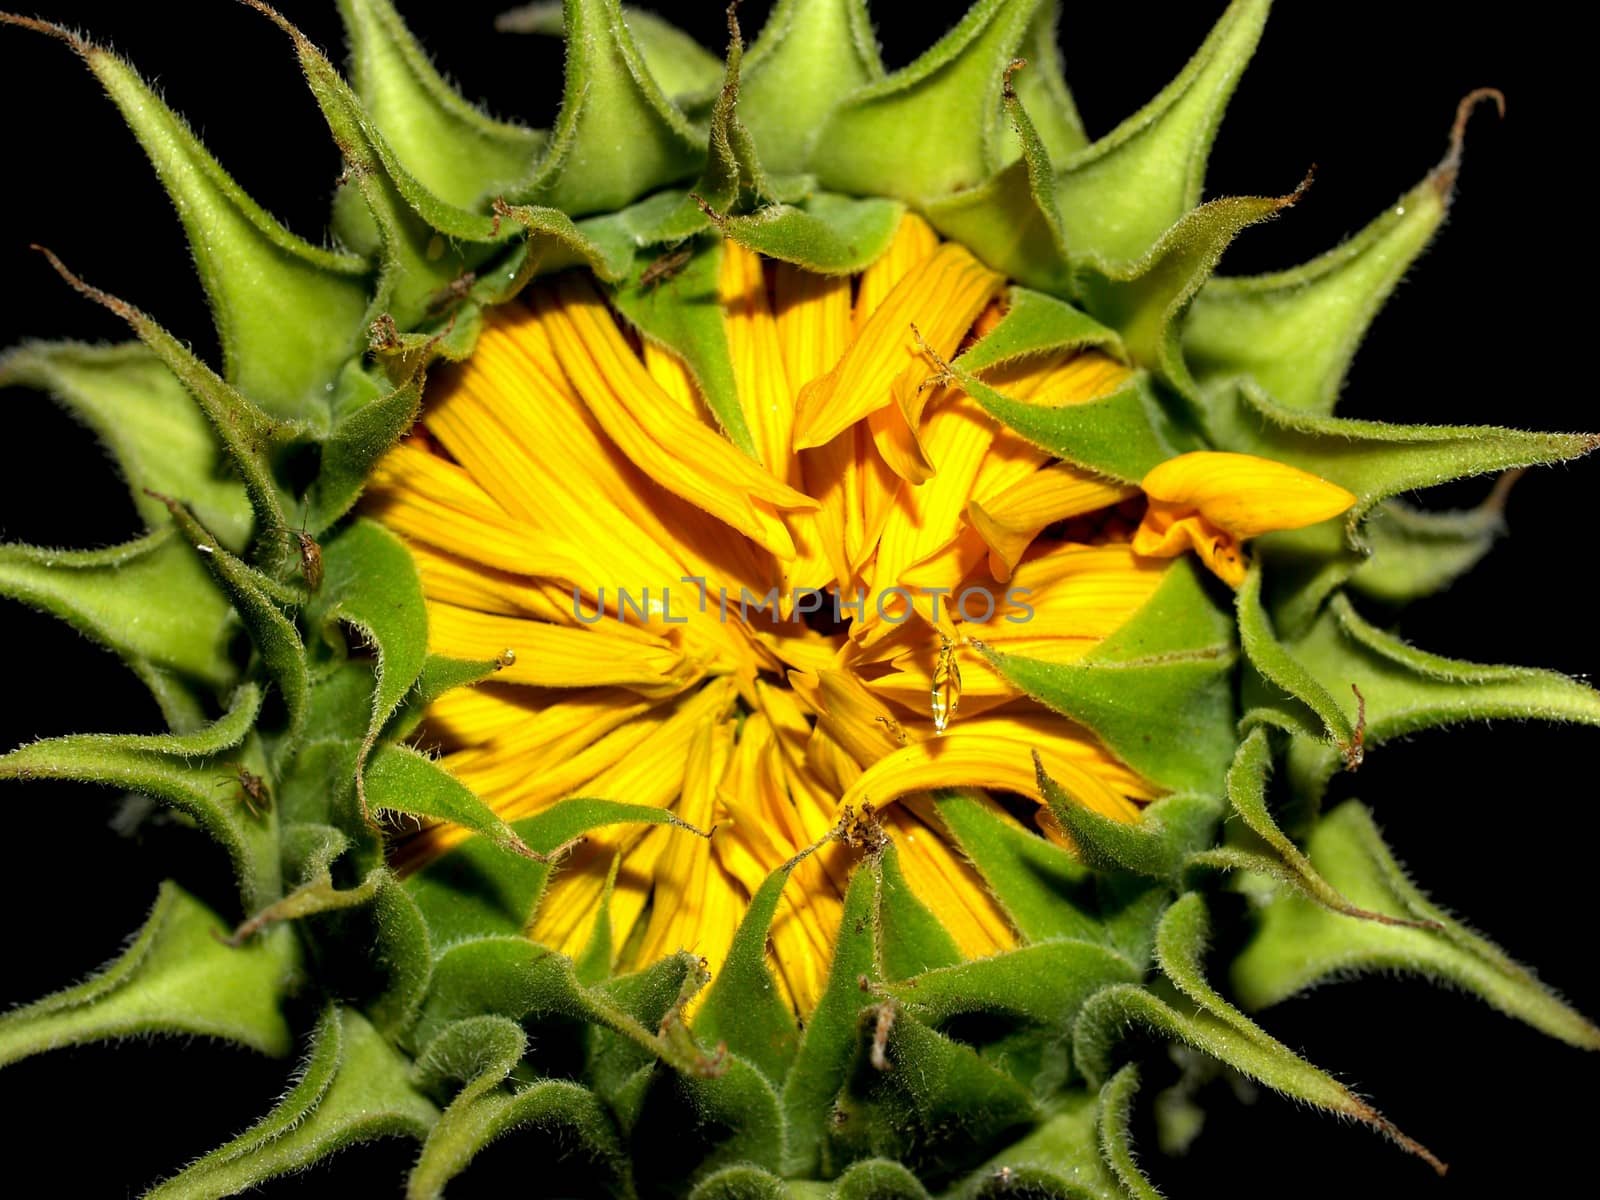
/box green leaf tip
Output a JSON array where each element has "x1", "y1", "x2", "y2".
[
  {"x1": 1232, "y1": 801, "x2": 1600, "y2": 1052},
  {"x1": 338, "y1": 0, "x2": 545, "y2": 209},
  {"x1": 28, "y1": 245, "x2": 298, "y2": 546},
  {"x1": 739, "y1": 0, "x2": 883, "y2": 175},
  {"x1": 1190, "y1": 727, "x2": 1444, "y2": 931},
  {"x1": 515, "y1": 0, "x2": 705, "y2": 216},
  {"x1": 1186, "y1": 87, "x2": 1507, "y2": 416},
  {"x1": 1054, "y1": 0, "x2": 1271, "y2": 265},
  {"x1": 0, "y1": 881, "x2": 296, "y2": 1069},
  {"x1": 812, "y1": 0, "x2": 1043, "y2": 201},
  {"x1": 1, "y1": 13, "x2": 373, "y2": 426},
  {"x1": 145, "y1": 1005, "x2": 437, "y2": 1199}
]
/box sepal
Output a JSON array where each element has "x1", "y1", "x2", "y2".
[
  {"x1": 498, "y1": 1, "x2": 725, "y2": 108},
  {"x1": 1, "y1": 16, "x2": 372, "y2": 424},
  {"x1": 923, "y1": 59, "x2": 1073, "y2": 293},
  {"x1": 1183, "y1": 90, "x2": 1503, "y2": 415},
  {"x1": 0, "y1": 882, "x2": 295, "y2": 1068},
  {"x1": 0, "y1": 685, "x2": 281, "y2": 905},
  {"x1": 144, "y1": 1005, "x2": 437, "y2": 1199},
  {"x1": 1, "y1": 341, "x2": 252, "y2": 551},
  {"x1": 338, "y1": 0, "x2": 545, "y2": 208},
  {"x1": 513, "y1": 0, "x2": 704, "y2": 216},
  {"x1": 159, "y1": 496, "x2": 310, "y2": 762},
  {"x1": 1252, "y1": 588, "x2": 1600, "y2": 799},
  {"x1": 986, "y1": 557, "x2": 1237, "y2": 793},
  {"x1": 1053, "y1": 0, "x2": 1269, "y2": 265},
  {"x1": 740, "y1": 0, "x2": 883, "y2": 175},
  {"x1": 402, "y1": 797, "x2": 709, "y2": 942},
  {"x1": 0, "y1": 530, "x2": 235, "y2": 701},
  {"x1": 812, "y1": 0, "x2": 1041, "y2": 201},
  {"x1": 694, "y1": 848, "x2": 812, "y2": 1086},
  {"x1": 1074, "y1": 893, "x2": 1444, "y2": 1172},
  {"x1": 1187, "y1": 728, "x2": 1439, "y2": 929},
  {"x1": 1230, "y1": 801, "x2": 1600, "y2": 1050},
  {"x1": 1096, "y1": 1065, "x2": 1162, "y2": 1200},
  {"x1": 1039, "y1": 756, "x2": 1223, "y2": 883},
  {"x1": 32, "y1": 249, "x2": 297, "y2": 545},
  {"x1": 407, "y1": 1016, "x2": 625, "y2": 1200}
]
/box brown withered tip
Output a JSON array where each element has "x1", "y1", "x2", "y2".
[
  {"x1": 0, "y1": 12, "x2": 89, "y2": 55},
  {"x1": 1433, "y1": 87, "x2": 1506, "y2": 196},
  {"x1": 1002, "y1": 57, "x2": 1028, "y2": 100}
]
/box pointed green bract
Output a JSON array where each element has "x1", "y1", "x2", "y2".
[
  {"x1": 813, "y1": 0, "x2": 1040, "y2": 200},
  {"x1": 1281, "y1": 592, "x2": 1600, "y2": 797},
  {"x1": 988, "y1": 557, "x2": 1237, "y2": 793},
  {"x1": 1075, "y1": 892, "x2": 1445, "y2": 1172},
  {"x1": 741, "y1": 0, "x2": 884, "y2": 175},
  {"x1": 923, "y1": 59, "x2": 1074, "y2": 292},
  {"x1": 517, "y1": 0, "x2": 704, "y2": 216},
  {"x1": 2, "y1": 18, "x2": 374, "y2": 425},
  {"x1": 694, "y1": 855, "x2": 807, "y2": 1087},
  {"x1": 1185, "y1": 178, "x2": 1447, "y2": 414},
  {"x1": 1054, "y1": 0, "x2": 1270, "y2": 264},
  {"x1": 1, "y1": 341, "x2": 253, "y2": 550},
  {"x1": 0, "y1": 686, "x2": 281, "y2": 905},
  {"x1": 957, "y1": 368, "x2": 1175, "y2": 482},
  {"x1": 610, "y1": 237, "x2": 757, "y2": 456},
  {"x1": 932, "y1": 792, "x2": 1094, "y2": 938},
  {"x1": 339, "y1": 0, "x2": 544, "y2": 208},
  {"x1": 1078, "y1": 190, "x2": 1297, "y2": 387},
  {"x1": 1210, "y1": 381, "x2": 1597, "y2": 526},
  {"x1": 30, "y1": 248, "x2": 296, "y2": 543},
  {"x1": 781, "y1": 861, "x2": 880, "y2": 1177},
  {"x1": 499, "y1": 2, "x2": 727, "y2": 105},
  {"x1": 0, "y1": 531, "x2": 235, "y2": 692},
  {"x1": 1005, "y1": 1, "x2": 1088, "y2": 163},
  {"x1": 722, "y1": 193, "x2": 905, "y2": 274},
  {"x1": 408, "y1": 1016, "x2": 624, "y2": 1200},
  {"x1": 875, "y1": 843, "x2": 963, "y2": 981},
  {"x1": 0, "y1": 882, "x2": 296, "y2": 1068},
  {"x1": 1348, "y1": 486, "x2": 1511, "y2": 604},
  {"x1": 404, "y1": 798, "x2": 703, "y2": 943},
  {"x1": 1232, "y1": 801, "x2": 1600, "y2": 1050},
  {"x1": 146, "y1": 1006, "x2": 437, "y2": 1199}
]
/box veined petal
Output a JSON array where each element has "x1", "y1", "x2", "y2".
[
  {"x1": 426, "y1": 600, "x2": 701, "y2": 695},
  {"x1": 793, "y1": 243, "x2": 1004, "y2": 450},
  {"x1": 838, "y1": 733, "x2": 1141, "y2": 823},
  {"x1": 1134, "y1": 450, "x2": 1357, "y2": 586},
  {"x1": 969, "y1": 464, "x2": 1139, "y2": 581},
  {"x1": 533, "y1": 276, "x2": 817, "y2": 557}
]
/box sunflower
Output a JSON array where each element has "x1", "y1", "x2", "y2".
[
  {"x1": 372, "y1": 214, "x2": 1354, "y2": 1013},
  {"x1": 5, "y1": 2, "x2": 1597, "y2": 1195}
]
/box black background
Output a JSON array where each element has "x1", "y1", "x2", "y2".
[{"x1": 1, "y1": 2, "x2": 1594, "y2": 1195}]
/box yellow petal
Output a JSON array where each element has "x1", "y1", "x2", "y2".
[
  {"x1": 426, "y1": 600, "x2": 700, "y2": 695},
  {"x1": 1134, "y1": 451, "x2": 1355, "y2": 587},
  {"x1": 1141, "y1": 451, "x2": 1356, "y2": 538},
  {"x1": 968, "y1": 464, "x2": 1138, "y2": 581},
  {"x1": 852, "y1": 212, "x2": 941, "y2": 331},
  {"x1": 533, "y1": 276, "x2": 817, "y2": 558},
  {"x1": 837, "y1": 732, "x2": 1141, "y2": 823},
  {"x1": 793, "y1": 243, "x2": 1004, "y2": 450}
]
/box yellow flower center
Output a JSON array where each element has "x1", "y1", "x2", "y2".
[{"x1": 367, "y1": 214, "x2": 1348, "y2": 1014}]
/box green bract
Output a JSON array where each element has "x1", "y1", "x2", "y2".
[{"x1": 0, "y1": 1, "x2": 1593, "y2": 1196}]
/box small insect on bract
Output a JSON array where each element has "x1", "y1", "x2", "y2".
[
  {"x1": 931, "y1": 634, "x2": 962, "y2": 735},
  {"x1": 638, "y1": 245, "x2": 692, "y2": 292},
  {"x1": 294, "y1": 500, "x2": 323, "y2": 592},
  {"x1": 217, "y1": 765, "x2": 271, "y2": 821}
]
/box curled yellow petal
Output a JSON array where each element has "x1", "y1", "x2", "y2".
[{"x1": 1134, "y1": 451, "x2": 1357, "y2": 585}]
